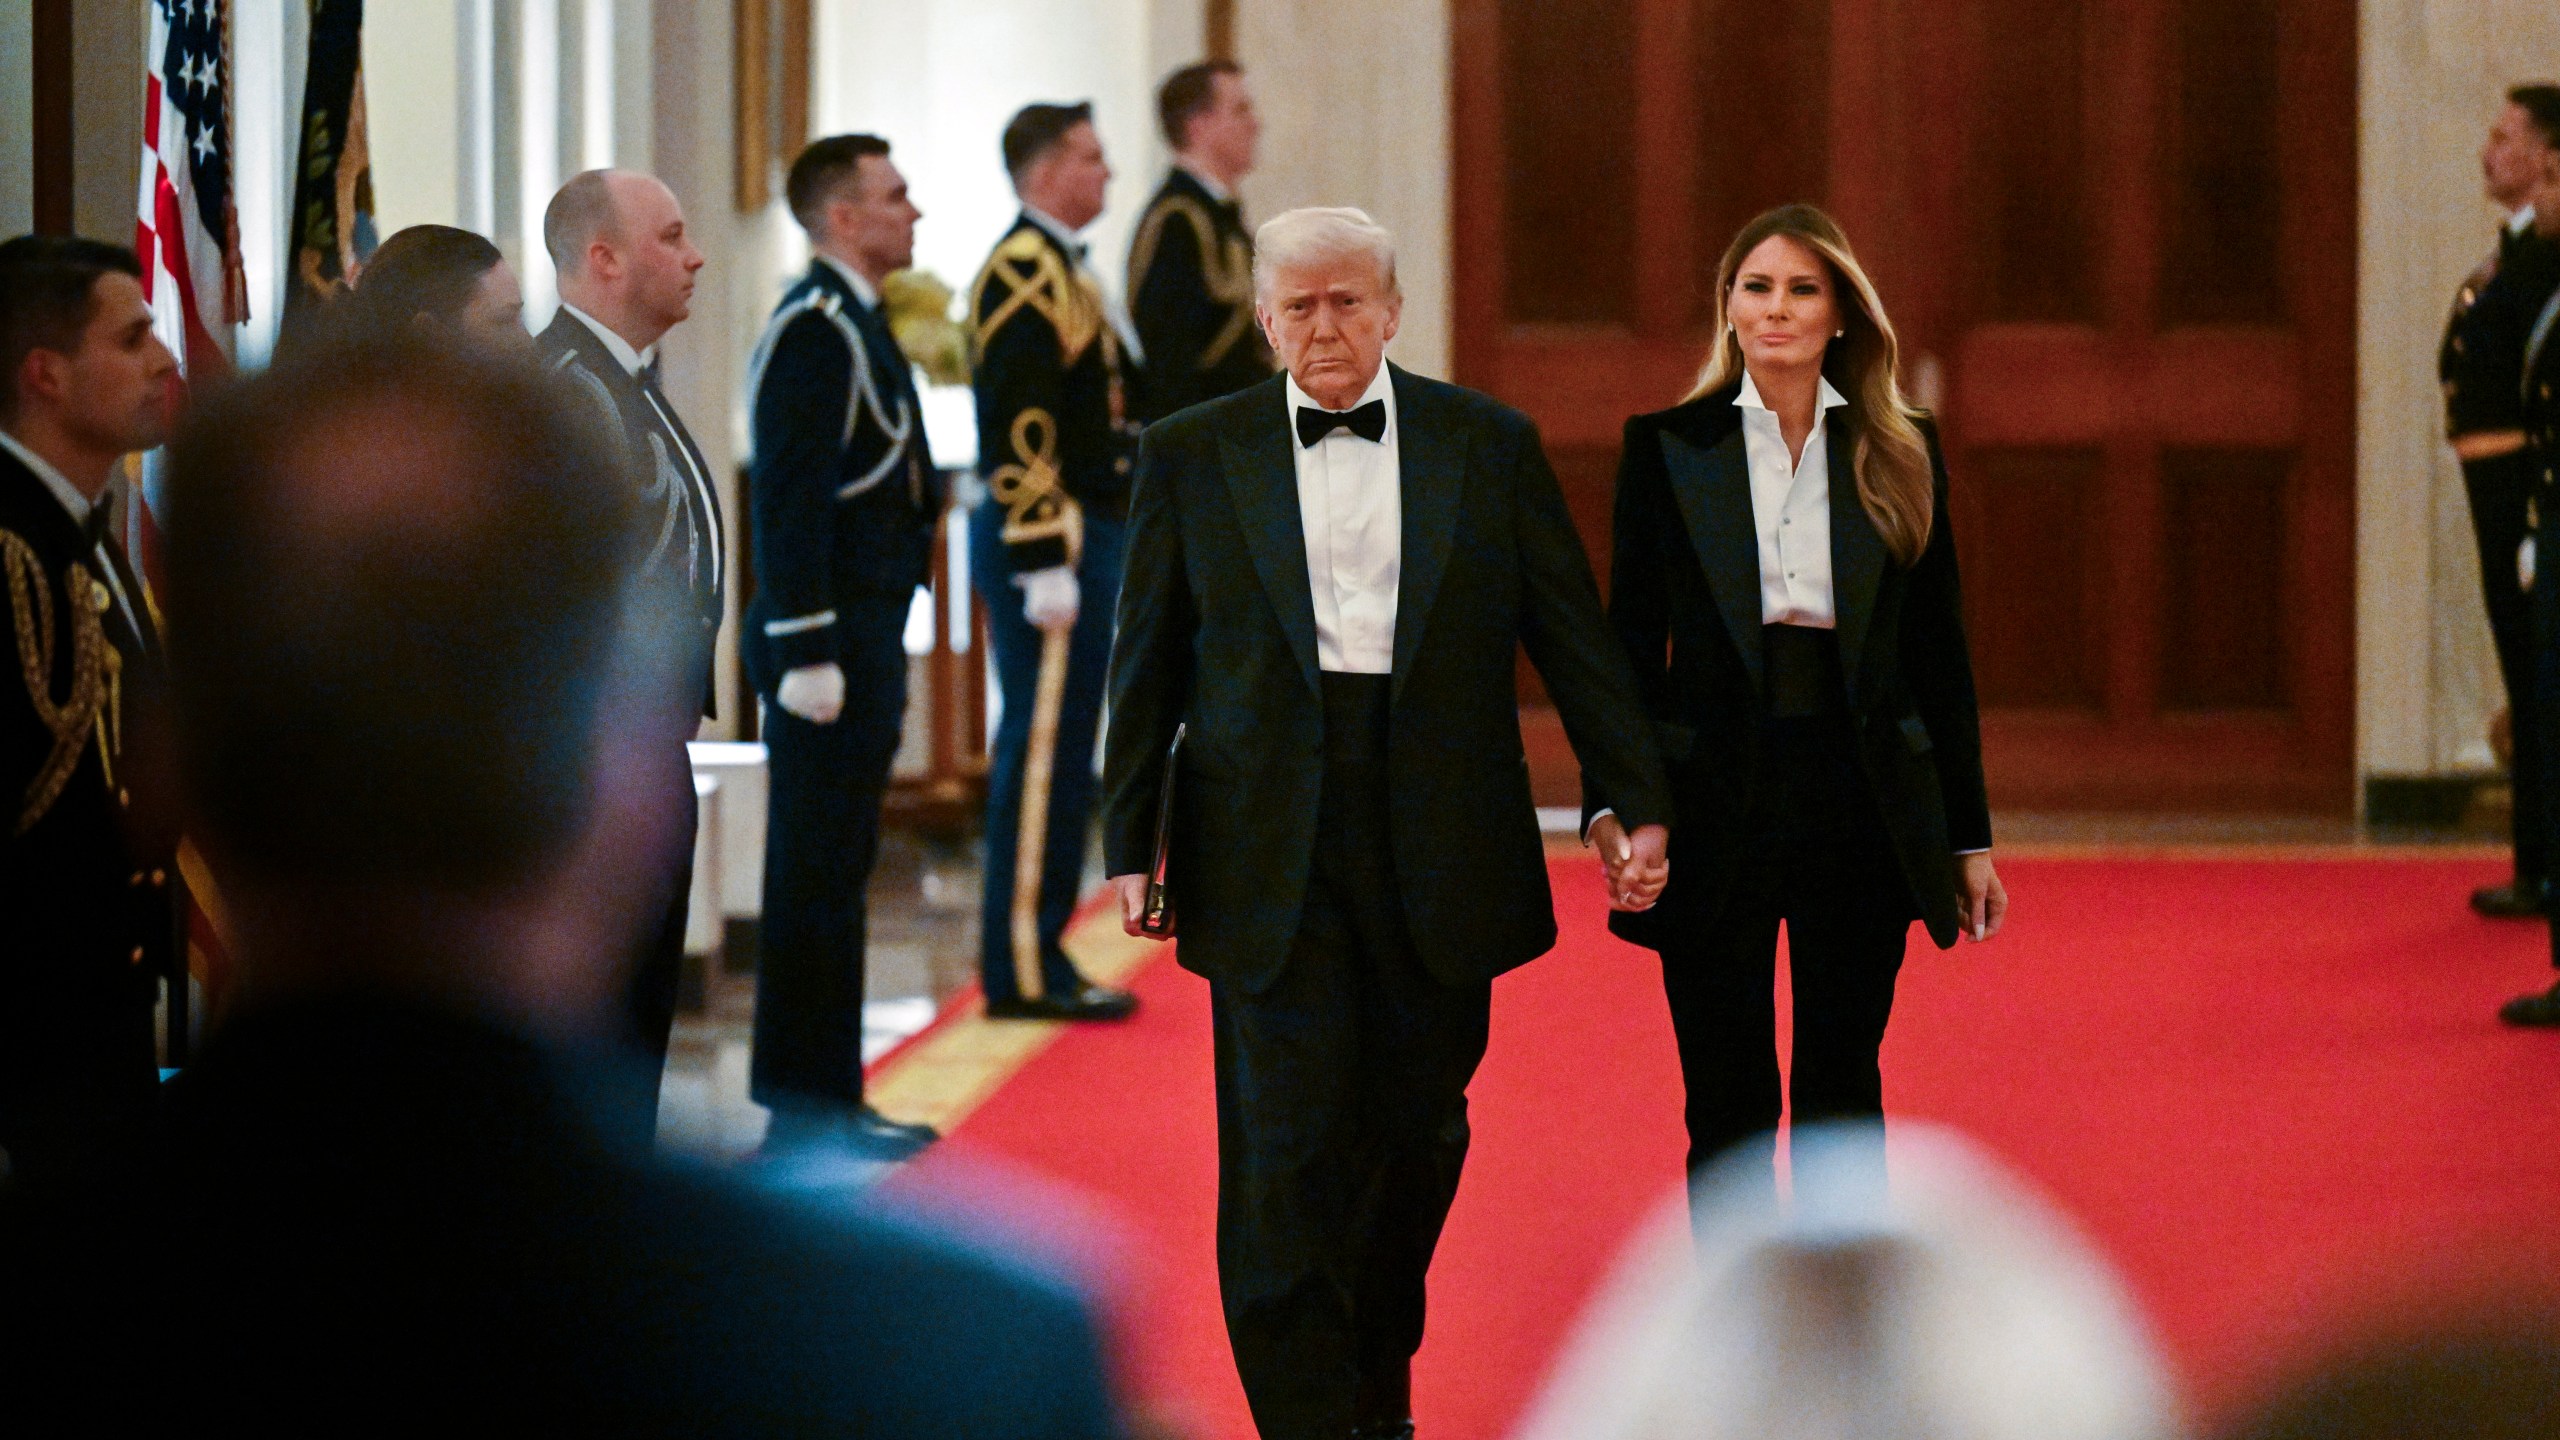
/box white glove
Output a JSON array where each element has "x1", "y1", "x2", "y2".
[
  {"x1": 776, "y1": 662, "x2": 846, "y2": 723},
  {"x1": 1015, "y1": 565, "x2": 1080, "y2": 632},
  {"x1": 2523, "y1": 535, "x2": 2538, "y2": 593}
]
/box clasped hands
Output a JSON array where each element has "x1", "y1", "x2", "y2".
[{"x1": 1586, "y1": 813, "x2": 1669, "y2": 913}]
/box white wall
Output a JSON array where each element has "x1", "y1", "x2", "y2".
[
  {"x1": 0, "y1": 0, "x2": 30, "y2": 236},
  {"x1": 2359, "y1": 0, "x2": 2560, "y2": 786},
  {"x1": 365, "y1": 0, "x2": 463, "y2": 238}
]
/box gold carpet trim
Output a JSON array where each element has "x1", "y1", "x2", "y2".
[{"x1": 865, "y1": 910, "x2": 1162, "y2": 1135}]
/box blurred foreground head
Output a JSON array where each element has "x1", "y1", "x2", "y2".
[
  {"x1": 1517, "y1": 1122, "x2": 2180, "y2": 1440},
  {"x1": 2218, "y1": 1312, "x2": 2560, "y2": 1440},
  {"x1": 161, "y1": 330, "x2": 686, "y2": 1031}
]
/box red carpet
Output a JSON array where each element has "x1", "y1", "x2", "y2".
[{"x1": 897, "y1": 854, "x2": 2560, "y2": 1437}]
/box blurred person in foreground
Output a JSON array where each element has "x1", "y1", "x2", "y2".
[
  {"x1": 0, "y1": 236, "x2": 181, "y2": 1193},
  {"x1": 0, "y1": 330, "x2": 1127, "y2": 1436},
  {"x1": 2446, "y1": 86, "x2": 2560, "y2": 921},
  {"x1": 1129, "y1": 59, "x2": 1273, "y2": 421},
  {"x1": 1102, "y1": 206, "x2": 1670, "y2": 1440},
  {"x1": 348, "y1": 223, "x2": 532, "y2": 352},
  {"x1": 538, "y1": 168, "x2": 725, "y2": 1143},
  {"x1": 741, "y1": 134, "x2": 942, "y2": 1160},
  {"x1": 1514, "y1": 1122, "x2": 2178, "y2": 1440},
  {"x1": 2218, "y1": 1318, "x2": 2560, "y2": 1440}
]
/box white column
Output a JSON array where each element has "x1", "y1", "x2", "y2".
[{"x1": 0, "y1": 0, "x2": 31, "y2": 235}]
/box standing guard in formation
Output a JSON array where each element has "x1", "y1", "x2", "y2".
[
  {"x1": 2449, "y1": 87, "x2": 2560, "y2": 921},
  {"x1": 538, "y1": 169, "x2": 724, "y2": 1143},
  {"x1": 968, "y1": 102, "x2": 1144, "y2": 1022},
  {"x1": 1130, "y1": 61, "x2": 1273, "y2": 422},
  {"x1": 741, "y1": 135, "x2": 942, "y2": 1157},
  {"x1": 0, "y1": 238, "x2": 183, "y2": 1190},
  {"x1": 2509, "y1": 119, "x2": 2560, "y2": 1025}
]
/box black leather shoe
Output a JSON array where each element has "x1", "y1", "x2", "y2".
[
  {"x1": 2472, "y1": 880, "x2": 2548, "y2": 918},
  {"x1": 984, "y1": 983, "x2": 1139, "y2": 1022},
  {"x1": 760, "y1": 1105, "x2": 938, "y2": 1163},
  {"x1": 842, "y1": 1106, "x2": 939, "y2": 1159},
  {"x1": 2500, "y1": 981, "x2": 2560, "y2": 1027},
  {"x1": 1351, "y1": 1423, "x2": 1415, "y2": 1440}
]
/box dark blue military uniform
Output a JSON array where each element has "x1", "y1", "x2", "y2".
[
  {"x1": 0, "y1": 440, "x2": 179, "y2": 1189},
  {"x1": 2524, "y1": 271, "x2": 2560, "y2": 981},
  {"x1": 1128, "y1": 167, "x2": 1272, "y2": 423},
  {"x1": 743, "y1": 257, "x2": 939, "y2": 1114},
  {"x1": 2444, "y1": 219, "x2": 2560, "y2": 899},
  {"x1": 968, "y1": 213, "x2": 1141, "y2": 1006}
]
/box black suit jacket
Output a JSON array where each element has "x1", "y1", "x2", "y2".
[
  {"x1": 0, "y1": 997, "x2": 1127, "y2": 1436},
  {"x1": 1102, "y1": 368, "x2": 1672, "y2": 992},
  {"x1": 1128, "y1": 169, "x2": 1272, "y2": 422},
  {"x1": 969, "y1": 215, "x2": 1144, "y2": 575},
  {"x1": 0, "y1": 447, "x2": 175, "y2": 1177},
  {"x1": 1587, "y1": 388, "x2": 1990, "y2": 950},
  {"x1": 540, "y1": 309, "x2": 727, "y2": 718},
  {"x1": 743, "y1": 261, "x2": 943, "y2": 691}
]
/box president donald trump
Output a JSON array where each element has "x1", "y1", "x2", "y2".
[{"x1": 1101, "y1": 207, "x2": 1674, "y2": 1440}]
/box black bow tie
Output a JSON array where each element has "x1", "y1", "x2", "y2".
[{"x1": 1296, "y1": 400, "x2": 1387, "y2": 448}]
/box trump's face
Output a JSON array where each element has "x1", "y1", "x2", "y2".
[{"x1": 1258, "y1": 252, "x2": 1401, "y2": 411}]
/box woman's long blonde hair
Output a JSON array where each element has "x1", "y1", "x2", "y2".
[{"x1": 1688, "y1": 204, "x2": 1934, "y2": 565}]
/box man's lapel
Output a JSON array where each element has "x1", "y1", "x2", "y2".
[
  {"x1": 1216, "y1": 381, "x2": 1320, "y2": 691},
  {"x1": 1826, "y1": 410, "x2": 1886, "y2": 708},
  {"x1": 1660, "y1": 424, "x2": 1765, "y2": 689},
  {"x1": 1388, "y1": 367, "x2": 1465, "y2": 701}
]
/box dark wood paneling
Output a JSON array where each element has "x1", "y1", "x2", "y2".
[
  {"x1": 1958, "y1": 449, "x2": 2105, "y2": 710},
  {"x1": 1967, "y1": 0, "x2": 2094, "y2": 322},
  {"x1": 2160, "y1": 0, "x2": 2284, "y2": 323},
  {"x1": 1518, "y1": 441, "x2": 1623, "y2": 707},
  {"x1": 1691, "y1": 0, "x2": 1829, "y2": 322},
  {"x1": 1497, "y1": 0, "x2": 1638, "y2": 324},
  {"x1": 2159, "y1": 448, "x2": 2290, "y2": 710},
  {"x1": 32, "y1": 0, "x2": 72, "y2": 235}
]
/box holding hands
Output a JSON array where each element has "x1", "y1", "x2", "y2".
[
  {"x1": 1587, "y1": 813, "x2": 1669, "y2": 913},
  {"x1": 1957, "y1": 852, "x2": 2008, "y2": 942}
]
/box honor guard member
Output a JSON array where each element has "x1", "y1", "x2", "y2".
[
  {"x1": 741, "y1": 135, "x2": 942, "y2": 1158},
  {"x1": 538, "y1": 170, "x2": 723, "y2": 1144},
  {"x1": 969, "y1": 103, "x2": 1142, "y2": 1021},
  {"x1": 0, "y1": 238, "x2": 182, "y2": 1189},
  {"x1": 2504, "y1": 139, "x2": 2560, "y2": 1026},
  {"x1": 2448, "y1": 86, "x2": 2560, "y2": 920},
  {"x1": 1128, "y1": 61, "x2": 1272, "y2": 422}
]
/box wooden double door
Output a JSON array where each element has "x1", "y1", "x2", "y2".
[{"x1": 1456, "y1": 0, "x2": 2357, "y2": 812}]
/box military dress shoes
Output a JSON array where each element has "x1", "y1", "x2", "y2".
[
  {"x1": 1351, "y1": 1423, "x2": 1415, "y2": 1440},
  {"x1": 2472, "y1": 880, "x2": 2549, "y2": 918},
  {"x1": 984, "y1": 982, "x2": 1139, "y2": 1023},
  {"x1": 761, "y1": 1104, "x2": 940, "y2": 1162},
  {"x1": 2500, "y1": 981, "x2": 2560, "y2": 1027}
]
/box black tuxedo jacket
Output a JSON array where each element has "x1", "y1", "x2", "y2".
[
  {"x1": 743, "y1": 261, "x2": 942, "y2": 690},
  {"x1": 1102, "y1": 368, "x2": 1672, "y2": 992},
  {"x1": 0, "y1": 446, "x2": 175, "y2": 1171},
  {"x1": 539, "y1": 309, "x2": 727, "y2": 717},
  {"x1": 969, "y1": 215, "x2": 1144, "y2": 575},
  {"x1": 1128, "y1": 169, "x2": 1272, "y2": 422},
  {"x1": 1587, "y1": 387, "x2": 1990, "y2": 950},
  {"x1": 0, "y1": 997, "x2": 1126, "y2": 1435}
]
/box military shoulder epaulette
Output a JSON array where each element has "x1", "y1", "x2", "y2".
[
  {"x1": 745, "y1": 285, "x2": 916, "y2": 496},
  {"x1": 972, "y1": 228, "x2": 1102, "y2": 367}
]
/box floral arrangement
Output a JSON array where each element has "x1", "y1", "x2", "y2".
[{"x1": 881, "y1": 268, "x2": 970, "y2": 387}]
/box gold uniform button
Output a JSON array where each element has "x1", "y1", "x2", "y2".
[
  {"x1": 130, "y1": 871, "x2": 145, "y2": 887},
  {"x1": 1114, "y1": 457, "x2": 1133, "y2": 475},
  {"x1": 151, "y1": 869, "x2": 167, "y2": 887},
  {"x1": 117, "y1": 788, "x2": 131, "y2": 807},
  {"x1": 128, "y1": 946, "x2": 145, "y2": 965}
]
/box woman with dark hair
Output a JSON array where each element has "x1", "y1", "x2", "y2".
[
  {"x1": 352, "y1": 224, "x2": 527, "y2": 352},
  {"x1": 1585, "y1": 203, "x2": 2006, "y2": 1176}
]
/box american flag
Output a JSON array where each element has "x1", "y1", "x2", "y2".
[{"x1": 137, "y1": 0, "x2": 248, "y2": 383}]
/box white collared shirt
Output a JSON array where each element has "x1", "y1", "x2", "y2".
[
  {"x1": 1288, "y1": 366, "x2": 1400, "y2": 674},
  {"x1": 2511, "y1": 204, "x2": 2539, "y2": 237},
  {"x1": 0, "y1": 427, "x2": 143, "y2": 638},
  {"x1": 813, "y1": 252, "x2": 881, "y2": 311},
  {"x1": 558, "y1": 301, "x2": 656, "y2": 376},
  {"x1": 1738, "y1": 371, "x2": 1851, "y2": 629}
]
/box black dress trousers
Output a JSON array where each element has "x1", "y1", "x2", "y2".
[
  {"x1": 750, "y1": 592, "x2": 912, "y2": 1113},
  {"x1": 1657, "y1": 712, "x2": 1916, "y2": 1175},
  {"x1": 2467, "y1": 450, "x2": 2544, "y2": 886},
  {"x1": 1209, "y1": 674, "x2": 1490, "y2": 1440}
]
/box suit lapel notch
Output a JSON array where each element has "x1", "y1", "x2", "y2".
[
  {"x1": 1661, "y1": 424, "x2": 1765, "y2": 689},
  {"x1": 1217, "y1": 393, "x2": 1322, "y2": 691}
]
